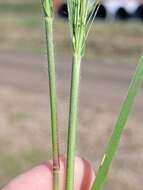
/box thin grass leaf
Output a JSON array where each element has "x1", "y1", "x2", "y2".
[{"x1": 91, "y1": 54, "x2": 143, "y2": 190}]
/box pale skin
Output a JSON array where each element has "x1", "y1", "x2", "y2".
[{"x1": 1, "y1": 156, "x2": 95, "y2": 190}]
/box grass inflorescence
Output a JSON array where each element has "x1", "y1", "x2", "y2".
[
  {"x1": 41, "y1": 0, "x2": 53, "y2": 18},
  {"x1": 67, "y1": 0, "x2": 100, "y2": 56}
]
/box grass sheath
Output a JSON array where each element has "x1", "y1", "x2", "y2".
[
  {"x1": 91, "y1": 55, "x2": 143, "y2": 190},
  {"x1": 41, "y1": 1, "x2": 60, "y2": 190}
]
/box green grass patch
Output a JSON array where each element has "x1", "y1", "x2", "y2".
[{"x1": 0, "y1": 2, "x2": 40, "y2": 14}]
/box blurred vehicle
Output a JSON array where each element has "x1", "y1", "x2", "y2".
[
  {"x1": 105, "y1": 0, "x2": 143, "y2": 20},
  {"x1": 55, "y1": 0, "x2": 143, "y2": 21}
]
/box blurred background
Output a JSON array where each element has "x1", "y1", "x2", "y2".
[{"x1": 0, "y1": 0, "x2": 143, "y2": 189}]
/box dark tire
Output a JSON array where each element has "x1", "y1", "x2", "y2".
[
  {"x1": 134, "y1": 5, "x2": 143, "y2": 21},
  {"x1": 58, "y1": 3, "x2": 68, "y2": 18},
  {"x1": 95, "y1": 4, "x2": 107, "y2": 20},
  {"x1": 115, "y1": 8, "x2": 129, "y2": 20}
]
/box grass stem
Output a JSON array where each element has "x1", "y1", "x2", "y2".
[
  {"x1": 44, "y1": 16, "x2": 60, "y2": 190},
  {"x1": 66, "y1": 1, "x2": 100, "y2": 189},
  {"x1": 66, "y1": 53, "x2": 81, "y2": 190}
]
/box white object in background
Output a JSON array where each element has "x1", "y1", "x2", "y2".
[{"x1": 103, "y1": 0, "x2": 139, "y2": 15}]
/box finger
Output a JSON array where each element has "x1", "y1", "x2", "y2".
[{"x1": 2, "y1": 156, "x2": 95, "y2": 190}]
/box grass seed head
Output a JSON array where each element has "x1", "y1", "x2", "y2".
[
  {"x1": 41, "y1": 0, "x2": 53, "y2": 17},
  {"x1": 67, "y1": 0, "x2": 100, "y2": 56}
]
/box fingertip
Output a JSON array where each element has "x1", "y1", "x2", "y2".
[
  {"x1": 2, "y1": 156, "x2": 95, "y2": 190},
  {"x1": 80, "y1": 158, "x2": 95, "y2": 189},
  {"x1": 2, "y1": 164, "x2": 53, "y2": 190},
  {"x1": 74, "y1": 156, "x2": 95, "y2": 190}
]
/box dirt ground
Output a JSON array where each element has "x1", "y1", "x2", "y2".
[{"x1": 0, "y1": 52, "x2": 143, "y2": 189}]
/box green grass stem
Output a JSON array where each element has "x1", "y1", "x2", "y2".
[
  {"x1": 66, "y1": 53, "x2": 81, "y2": 190},
  {"x1": 66, "y1": 1, "x2": 100, "y2": 189},
  {"x1": 41, "y1": 1, "x2": 60, "y2": 189},
  {"x1": 45, "y1": 17, "x2": 59, "y2": 190},
  {"x1": 91, "y1": 55, "x2": 143, "y2": 190}
]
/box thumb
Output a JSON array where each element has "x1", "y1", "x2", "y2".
[{"x1": 2, "y1": 156, "x2": 95, "y2": 190}]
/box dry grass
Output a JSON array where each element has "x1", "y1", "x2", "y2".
[{"x1": 0, "y1": 6, "x2": 143, "y2": 63}]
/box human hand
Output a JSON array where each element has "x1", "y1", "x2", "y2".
[{"x1": 2, "y1": 156, "x2": 95, "y2": 190}]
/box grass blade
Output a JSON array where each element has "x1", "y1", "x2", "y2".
[{"x1": 91, "y1": 55, "x2": 143, "y2": 190}]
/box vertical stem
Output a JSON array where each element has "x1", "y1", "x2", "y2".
[
  {"x1": 66, "y1": 53, "x2": 81, "y2": 190},
  {"x1": 45, "y1": 17, "x2": 60, "y2": 190}
]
